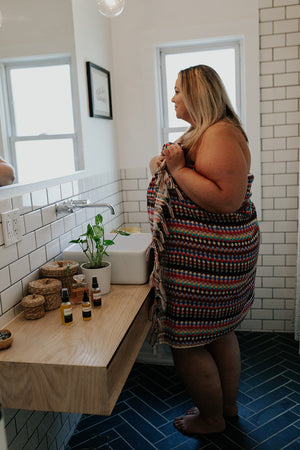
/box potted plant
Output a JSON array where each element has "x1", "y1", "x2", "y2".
[{"x1": 69, "y1": 214, "x2": 129, "y2": 294}]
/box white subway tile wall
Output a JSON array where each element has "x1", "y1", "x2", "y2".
[
  {"x1": 257, "y1": 0, "x2": 299, "y2": 333},
  {"x1": 122, "y1": 167, "x2": 152, "y2": 233}
]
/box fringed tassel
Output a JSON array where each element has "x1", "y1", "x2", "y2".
[{"x1": 147, "y1": 158, "x2": 182, "y2": 348}]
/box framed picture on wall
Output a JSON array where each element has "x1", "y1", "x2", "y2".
[{"x1": 86, "y1": 62, "x2": 113, "y2": 119}]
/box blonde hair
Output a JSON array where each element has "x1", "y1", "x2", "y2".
[{"x1": 178, "y1": 65, "x2": 248, "y2": 153}]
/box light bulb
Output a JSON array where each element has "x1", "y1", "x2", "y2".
[{"x1": 96, "y1": 0, "x2": 125, "y2": 18}]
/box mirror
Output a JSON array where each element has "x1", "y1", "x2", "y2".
[{"x1": 0, "y1": 0, "x2": 82, "y2": 187}]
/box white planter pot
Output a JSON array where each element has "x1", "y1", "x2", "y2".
[{"x1": 80, "y1": 261, "x2": 111, "y2": 295}]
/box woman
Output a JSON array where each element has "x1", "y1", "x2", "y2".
[
  {"x1": 147, "y1": 65, "x2": 260, "y2": 435},
  {"x1": 0, "y1": 157, "x2": 15, "y2": 186}
]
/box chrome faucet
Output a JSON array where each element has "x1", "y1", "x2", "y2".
[{"x1": 55, "y1": 200, "x2": 115, "y2": 214}]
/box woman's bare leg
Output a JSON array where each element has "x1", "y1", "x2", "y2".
[
  {"x1": 185, "y1": 332, "x2": 240, "y2": 418},
  {"x1": 208, "y1": 332, "x2": 240, "y2": 416},
  {"x1": 172, "y1": 346, "x2": 226, "y2": 435}
]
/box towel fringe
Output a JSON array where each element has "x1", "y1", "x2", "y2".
[{"x1": 147, "y1": 151, "x2": 182, "y2": 348}]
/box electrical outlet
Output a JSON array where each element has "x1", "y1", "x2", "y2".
[{"x1": 1, "y1": 208, "x2": 22, "y2": 247}]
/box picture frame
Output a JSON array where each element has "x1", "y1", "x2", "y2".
[{"x1": 86, "y1": 62, "x2": 113, "y2": 119}]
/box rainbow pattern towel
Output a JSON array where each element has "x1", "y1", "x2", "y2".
[{"x1": 147, "y1": 145, "x2": 260, "y2": 349}]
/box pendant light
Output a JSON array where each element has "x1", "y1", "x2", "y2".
[{"x1": 96, "y1": 0, "x2": 125, "y2": 18}]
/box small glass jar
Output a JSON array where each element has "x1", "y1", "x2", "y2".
[{"x1": 70, "y1": 274, "x2": 88, "y2": 305}]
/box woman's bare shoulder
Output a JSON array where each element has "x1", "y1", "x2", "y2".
[
  {"x1": 196, "y1": 121, "x2": 251, "y2": 173},
  {"x1": 204, "y1": 120, "x2": 242, "y2": 139},
  {"x1": 199, "y1": 121, "x2": 248, "y2": 153}
]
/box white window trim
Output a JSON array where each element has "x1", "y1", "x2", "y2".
[
  {"x1": 157, "y1": 37, "x2": 243, "y2": 147},
  {"x1": 0, "y1": 55, "x2": 79, "y2": 184}
]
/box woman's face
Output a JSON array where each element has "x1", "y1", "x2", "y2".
[{"x1": 171, "y1": 77, "x2": 194, "y2": 125}]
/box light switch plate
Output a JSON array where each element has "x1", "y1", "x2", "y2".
[{"x1": 1, "y1": 208, "x2": 22, "y2": 247}]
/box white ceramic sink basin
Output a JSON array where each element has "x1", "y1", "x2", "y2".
[{"x1": 62, "y1": 232, "x2": 153, "y2": 285}]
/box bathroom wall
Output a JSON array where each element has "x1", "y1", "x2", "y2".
[
  {"x1": 71, "y1": 0, "x2": 119, "y2": 172},
  {"x1": 0, "y1": 0, "x2": 74, "y2": 57},
  {"x1": 254, "y1": 0, "x2": 299, "y2": 333}
]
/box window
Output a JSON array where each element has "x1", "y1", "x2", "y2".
[
  {"x1": 1, "y1": 57, "x2": 78, "y2": 184},
  {"x1": 158, "y1": 39, "x2": 242, "y2": 145}
]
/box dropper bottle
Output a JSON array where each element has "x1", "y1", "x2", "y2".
[
  {"x1": 60, "y1": 288, "x2": 73, "y2": 325},
  {"x1": 91, "y1": 276, "x2": 102, "y2": 307},
  {"x1": 82, "y1": 290, "x2": 92, "y2": 321}
]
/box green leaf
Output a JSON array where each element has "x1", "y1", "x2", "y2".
[
  {"x1": 103, "y1": 239, "x2": 115, "y2": 246},
  {"x1": 93, "y1": 226, "x2": 104, "y2": 238},
  {"x1": 95, "y1": 214, "x2": 103, "y2": 225}
]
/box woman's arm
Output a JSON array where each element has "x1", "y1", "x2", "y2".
[
  {"x1": 0, "y1": 158, "x2": 15, "y2": 186},
  {"x1": 162, "y1": 124, "x2": 250, "y2": 214}
]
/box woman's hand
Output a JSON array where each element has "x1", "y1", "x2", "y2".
[
  {"x1": 0, "y1": 158, "x2": 15, "y2": 187},
  {"x1": 149, "y1": 155, "x2": 165, "y2": 176},
  {"x1": 161, "y1": 143, "x2": 185, "y2": 174}
]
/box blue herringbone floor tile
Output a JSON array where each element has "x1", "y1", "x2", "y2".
[{"x1": 66, "y1": 332, "x2": 300, "y2": 450}]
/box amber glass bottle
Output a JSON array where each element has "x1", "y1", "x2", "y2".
[
  {"x1": 60, "y1": 288, "x2": 73, "y2": 325},
  {"x1": 70, "y1": 274, "x2": 88, "y2": 305},
  {"x1": 91, "y1": 276, "x2": 102, "y2": 307},
  {"x1": 82, "y1": 290, "x2": 92, "y2": 321}
]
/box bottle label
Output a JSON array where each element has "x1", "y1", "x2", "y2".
[
  {"x1": 64, "y1": 307, "x2": 73, "y2": 323},
  {"x1": 82, "y1": 306, "x2": 92, "y2": 318},
  {"x1": 92, "y1": 292, "x2": 102, "y2": 307}
]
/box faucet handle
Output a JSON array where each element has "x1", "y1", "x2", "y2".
[
  {"x1": 72, "y1": 200, "x2": 89, "y2": 206},
  {"x1": 55, "y1": 201, "x2": 75, "y2": 213}
]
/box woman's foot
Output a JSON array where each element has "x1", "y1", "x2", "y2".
[
  {"x1": 174, "y1": 412, "x2": 225, "y2": 435},
  {"x1": 186, "y1": 402, "x2": 238, "y2": 418},
  {"x1": 185, "y1": 406, "x2": 199, "y2": 415}
]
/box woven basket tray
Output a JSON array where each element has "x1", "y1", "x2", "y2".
[
  {"x1": 28, "y1": 278, "x2": 62, "y2": 311},
  {"x1": 21, "y1": 294, "x2": 45, "y2": 320},
  {"x1": 0, "y1": 329, "x2": 13, "y2": 350},
  {"x1": 40, "y1": 260, "x2": 79, "y2": 294}
]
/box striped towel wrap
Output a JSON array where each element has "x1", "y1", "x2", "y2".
[{"x1": 147, "y1": 143, "x2": 260, "y2": 349}]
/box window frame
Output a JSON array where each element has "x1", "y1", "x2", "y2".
[
  {"x1": 0, "y1": 55, "x2": 79, "y2": 184},
  {"x1": 157, "y1": 38, "x2": 243, "y2": 146}
]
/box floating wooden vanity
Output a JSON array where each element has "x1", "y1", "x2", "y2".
[{"x1": 0, "y1": 284, "x2": 151, "y2": 415}]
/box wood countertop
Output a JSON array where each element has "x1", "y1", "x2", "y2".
[{"x1": 0, "y1": 284, "x2": 152, "y2": 415}]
